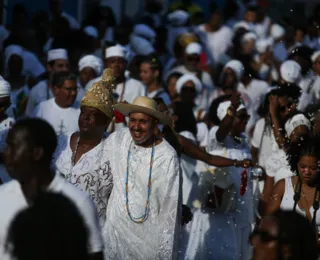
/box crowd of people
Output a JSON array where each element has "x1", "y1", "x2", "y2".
[{"x1": 0, "y1": 0, "x2": 320, "y2": 259}]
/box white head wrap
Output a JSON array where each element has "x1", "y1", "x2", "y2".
[
  {"x1": 270, "y1": 24, "x2": 285, "y2": 41},
  {"x1": 285, "y1": 114, "x2": 311, "y2": 137},
  {"x1": 4, "y1": 44, "x2": 24, "y2": 65},
  {"x1": 256, "y1": 38, "x2": 273, "y2": 53},
  {"x1": 241, "y1": 32, "x2": 257, "y2": 44},
  {"x1": 0, "y1": 78, "x2": 11, "y2": 98},
  {"x1": 130, "y1": 35, "x2": 155, "y2": 56},
  {"x1": 217, "y1": 101, "x2": 246, "y2": 121},
  {"x1": 185, "y1": 42, "x2": 202, "y2": 55},
  {"x1": 176, "y1": 74, "x2": 202, "y2": 94},
  {"x1": 280, "y1": 60, "x2": 301, "y2": 83},
  {"x1": 84, "y1": 26, "x2": 98, "y2": 39},
  {"x1": 133, "y1": 24, "x2": 156, "y2": 43},
  {"x1": 221, "y1": 60, "x2": 244, "y2": 82},
  {"x1": 168, "y1": 10, "x2": 189, "y2": 26},
  {"x1": 78, "y1": 55, "x2": 103, "y2": 76},
  {"x1": 47, "y1": 48, "x2": 68, "y2": 62},
  {"x1": 311, "y1": 50, "x2": 320, "y2": 63},
  {"x1": 233, "y1": 21, "x2": 249, "y2": 32},
  {"x1": 105, "y1": 45, "x2": 127, "y2": 60}
]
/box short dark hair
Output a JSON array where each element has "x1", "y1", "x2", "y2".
[
  {"x1": 11, "y1": 118, "x2": 57, "y2": 163},
  {"x1": 172, "y1": 101, "x2": 197, "y2": 137},
  {"x1": 52, "y1": 71, "x2": 77, "y2": 88},
  {"x1": 277, "y1": 83, "x2": 302, "y2": 102},
  {"x1": 6, "y1": 192, "x2": 90, "y2": 260},
  {"x1": 141, "y1": 55, "x2": 163, "y2": 81},
  {"x1": 166, "y1": 72, "x2": 183, "y2": 83}
]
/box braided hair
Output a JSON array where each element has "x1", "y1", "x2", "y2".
[{"x1": 287, "y1": 136, "x2": 320, "y2": 226}]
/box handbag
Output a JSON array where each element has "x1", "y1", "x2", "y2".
[{"x1": 193, "y1": 148, "x2": 236, "y2": 213}]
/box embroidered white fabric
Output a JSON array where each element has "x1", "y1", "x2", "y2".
[
  {"x1": 103, "y1": 128, "x2": 181, "y2": 260},
  {"x1": 52, "y1": 134, "x2": 113, "y2": 226}
]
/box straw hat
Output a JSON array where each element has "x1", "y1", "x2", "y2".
[{"x1": 114, "y1": 96, "x2": 172, "y2": 125}]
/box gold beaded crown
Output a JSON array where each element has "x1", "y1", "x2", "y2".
[{"x1": 80, "y1": 68, "x2": 116, "y2": 118}]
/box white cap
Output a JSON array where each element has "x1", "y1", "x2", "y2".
[
  {"x1": 256, "y1": 38, "x2": 273, "y2": 53},
  {"x1": 84, "y1": 26, "x2": 98, "y2": 39},
  {"x1": 176, "y1": 74, "x2": 202, "y2": 94},
  {"x1": 47, "y1": 48, "x2": 68, "y2": 62},
  {"x1": 241, "y1": 32, "x2": 257, "y2": 44},
  {"x1": 222, "y1": 60, "x2": 244, "y2": 81},
  {"x1": 130, "y1": 35, "x2": 155, "y2": 56},
  {"x1": 133, "y1": 24, "x2": 156, "y2": 43},
  {"x1": 280, "y1": 60, "x2": 301, "y2": 83},
  {"x1": 217, "y1": 101, "x2": 246, "y2": 121},
  {"x1": 0, "y1": 78, "x2": 11, "y2": 98},
  {"x1": 78, "y1": 55, "x2": 103, "y2": 76},
  {"x1": 185, "y1": 42, "x2": 202, "y2": 55},
  {"x1": 167, "y1": 10, "x2": 189, "y2": 26},
  {"x1": 311, "y1": 50, "x2": 320, "y2": 63},
  {"x1": 270, "y1": 24, "x2": 285, "y2": 41},
  {"x1": 105, "y1": 45, "x2": 127, "y2": 60},
  {"x1": 4, "y1": 44, "x2": 24, "y2": 65},
  {"x1": 285, "y1": 114, "x2": 311, "y2": 137},
  {"x1": 233, "y1": 21, "x2": 249, "y2": 32}
]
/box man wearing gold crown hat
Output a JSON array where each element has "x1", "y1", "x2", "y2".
[
  {"x1": 52, "y1": 69, "x2": 115, "y2": 227},
  {"x1": 103, "y1": 96, "x2": 181, "y2": 260}
]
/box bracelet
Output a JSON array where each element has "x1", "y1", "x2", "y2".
[{"x1": 227, "y1": 107, "x2": 235, "y2": 118}]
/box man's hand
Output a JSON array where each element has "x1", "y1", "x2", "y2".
[
  {"x1": 235, "y1": 159, "x2": 253, "y2": 168},
  {"x1": 230, "y1": 93, "x2": 241, "y2": 110},
  {"x1": 269, "y1": 95, "x2": 279, "y2": 117}
]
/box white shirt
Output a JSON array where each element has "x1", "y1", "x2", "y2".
[
  {"x1": 0, "y1": 117, "x2": 15, "y2": 184},
  {"x1": 198, "y1": 24, "x2": 233, "y2": 65},
  {"x1": 31, "y1": 98, "x2": 80, "y2": 135},
  {"x1": 103, "y1": 128, "x2": 181, "y2": 260},
  {"x1": 0, "y1": 174, "x2": 104, "y2": 259},
  {"x1": 53, "y1": 134, "x2": 113, "y2": 226},
  {"x1": 265, "y1": 149, "x2": 294, "y2": 183},
  {"x1": 147, "y1": 88, "x2": 171, "y2": 106},
  {"x1": 207, "y1": 126, "x2": 253, "y2": 226},
  {"x1": 237, "y1": 79, "x2": 269, "y2": 133},
  {"x1": 251, "y1": 118, "x2": 279, "y2": 169}
]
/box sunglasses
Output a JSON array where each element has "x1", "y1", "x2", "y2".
[
  {"x1": 181, "y1": 86, "x2": 196, "y2": 92},
  {"x1": 249, "y1": 229, "x2": 279, "y2": 245},
  {"x1": 279, "y1": 102, "x2": 293, "y2": 113},
  {"x1": 187, "y1": 56, "x2": 200, "y2": 62}
]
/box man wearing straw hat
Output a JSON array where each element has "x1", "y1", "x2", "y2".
[{"x1": 103, "y1": 96, "x2": 181, "y2": 260}]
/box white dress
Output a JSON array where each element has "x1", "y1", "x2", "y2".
[
  {"x1": 103, "y1": 128, "x2": 181, "y2": 260},
  {"x1": 31, "y1": 98, "x2": 80, "y2": 135},
  {"x1": 182, "y1": 126, "x2": 253, "y2": 260},
  {"x1": 52, "y1": 134, "x2": 113, "y2": 226},
  {"x1": 0, "y1": 117, "x2": 15, "y2": 183}
]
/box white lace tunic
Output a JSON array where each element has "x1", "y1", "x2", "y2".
[
  {"x1": 103, "y1": 128, "x2": 181, "y2": 260},
  {"x1": 52, "y1": 133, "x2": 113, "y2": 226}
]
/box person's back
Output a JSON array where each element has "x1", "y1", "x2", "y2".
[{"x1": 5, "y1": 192, "x2": 89, "y2": 260}]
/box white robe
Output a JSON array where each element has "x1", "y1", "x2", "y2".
[
  {"x1": 103, "y1": 128, "x2": 181, "y2": 260},
  {"x1": 31, "y1": 98, "x2": 80, "y2": 135},
  {"x1": 52, "y1": 133, "x2": 113, "y2": 226}
]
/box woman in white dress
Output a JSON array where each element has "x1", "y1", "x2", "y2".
[
  {"x1": 267, "y1": 136, "x2": 320, "y2": 239},
  {"x1": 53, "y1": 69, "x2": 114, "y2": 226},
  {"x1": 181, "y1": 93, "x2": 253, "y2": 260}
]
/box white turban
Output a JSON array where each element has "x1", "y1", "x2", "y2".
[
  {"x1": 133, "y1": 24, "x2": 156, "y2": 43},
  {"x1": 311, "y1": 50, "x2": 320, "y2": 63},
  {"x1": 176, "y1": 74, "x2": 202, "y2": 94},
  {"x1": 4, "y1": 44, "x2": 24, "y2": 65},
  {"x1": 221, "y1": 60, "x2": 244, "y2": 82},
  {"x1": 130, "y1": 35, "x2": 155, "y2": 56},
  {"x1": 285, "y1": 114, "x2": 311, "y2": 137},
  {"x1": 256, "y1": 39, "x2": 273, "y2": 53},
  {"x1": 270, "y1": 24, "x2": 285, "y2": 41},
  {"x1": 168, "y1": 10, "x2": 189, "y2": 26},
  {"x1": 47, "y1": 48, "x2": 68, "y2": 62},
  {"x1": 280, "y1": 60, "x2": 301, "y2": 83},
  {"x1": 0, "y1": 78, "x2": 11, "y2": 98},
  {"x1": 78, "y1": 55, "x2": 103, "y2": 76},
  {"x1": 233, "y1": 21, "x2": 249, "y2": 32},
  {"x1": 217, "y1": 101, "x2": 246, "y2": 121},
  {"x1": 84, "y1": 26, "x2": 98, "y2": 39},
  {"x1": 241, "y1": 32, "x2": 257, "y2": 44},
  {"x1": 105, "y1": 45, "x2": 127, "y2": 60},
  {"x1": 185, "y1": 42, "x2": 202, "y2": 55}
]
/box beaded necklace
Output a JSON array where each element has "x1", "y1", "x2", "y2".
[{"x1": 125, "y1": 139, "x2": 155, "y2": 224}]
